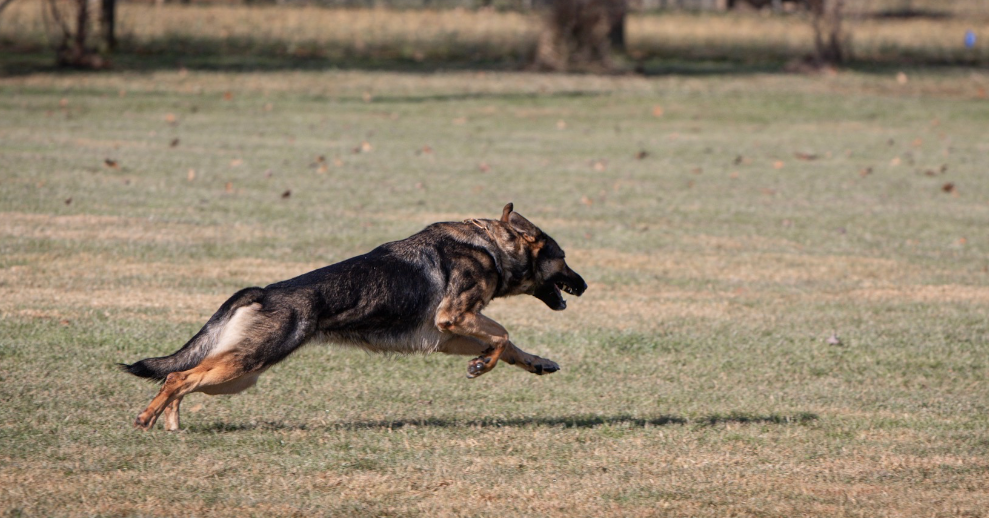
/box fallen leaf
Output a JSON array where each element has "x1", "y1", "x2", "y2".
[
  {"x1": 452, "y1": 117, "x2": 467, "y2": 125},
  {"x1": 64, "y1": 197, "x2": 72, "y2": 205},
  {"x1": 230, "y1": 158, "x2": 243, "y2": 167},
  {"x1": 911, "y1": 138, "x2": 923, "y2": 147},
  {"x1": 225, "y1": 182, "x2": 233, "y2": 193},
  {"x1": 691, "y1": 167, "x2": 702, "y2": 174},
  {"x1": 729, "y1": 171, "x2": 739, "y2": 179},
  {"x1": 794, "y1": 152, "x2": 818, "y2": 161},
  {"x1": 592, "y1": 160, "x2": 607, "y2": 172},
  {"x1": 281, "y1": 190, "x2": 291, "y2": 199},
  {"x1": 556, "y1": 120, "x2": 567, "y2": 130},
  {"x1": 362, "y1": 91, "x2": 373, "y2": 103},
  {"x1": 958, "y1": 237, "x2": 967, "y2": 245},
  {"x1": 580, "y1": 195, "x2": 593, "y2": 206},
  {"x1": 859, "y1": 167, "x2": 873, "y2": 177},
  {"x1": 164, "y1": 113, "x2": 177, "y2": 124},
  {"x1": 104, "y1": 158, "x2": 119, "y2": 169},
  {"x1": 890, "y1": 157, "x2": 901, "y2": 166},
  {"x1": 478, "y1": 163, "x2": 490, "y2": 173},
  {"x1": 635, "y1": 150, "x2": 648, "y2": 160},
  {"x1": 733, "y1": 155, "x2": 743, "y2": 165},
  {"x1": 773, "y1": 160, "x2": 784, "y2": 169},
  {"x1": 59, "y1": 98, "x2": 68, "y2": 107},
  {"x1": 942, "y1": 182, "x2": 956, "y2": 193},
  {"x1": 896, "y1": 72, "x2": 908, "y2": 84},
  {"x1": 187, "y1": 169, "x2": 196, "y2": 181},
  {"x1": 421, "y1": 145, "x2": 433, "y2": 154},
  {"x1": 651, "y1": 105, "x2": 663, "y2": 117},
  {"x1": 263, "y1": 103, "x2": 273, "y2": 112},
  {"x1": 358, "y1": 141, "x2": 373, "y2": 153},
  {"x1": 170, "y1": 138, "x2": 180, "y2": 148},
  {"x1": 222, "y1": 91, "x2": 233, "y2": 101}
]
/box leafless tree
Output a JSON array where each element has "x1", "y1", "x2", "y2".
[
  {"x1": 39, "y1": 0, "x2": 116, "y2": 67},
  {"x1": 533, "y1": 0, "x2": 627, "y2": 72},
  {"x1": 45, "y1": 0, "x2": 107, "y2": 68},
  {"x1": 810, "y1": 0, "x2": 846, "y2": 65}
]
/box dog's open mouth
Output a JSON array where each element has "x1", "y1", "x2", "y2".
[
  {"x1": 557, "y1": 281, "x2": 579, "y2": 296},
  {"x1": 535, "y1": 273, "x2": 586, "y2": 311}
]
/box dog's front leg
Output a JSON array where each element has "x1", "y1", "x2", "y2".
[
  {"x1": 439, "y1": 336, "x2": 560, "y2": 376},
  {"x1": 435, "y1": 310, "x2": 510, "y2": 378}
]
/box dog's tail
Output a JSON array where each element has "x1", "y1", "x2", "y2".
[{"x1": 119, "y1": 287, "x2": 265, "y2": 382}]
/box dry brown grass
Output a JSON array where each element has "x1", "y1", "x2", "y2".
[
  {"x1": 3, "y1": 2, "x2": 987, "y2": 64},
  {"x1": 1, "y1": 211, "x2": 270, "y2": 244},
  {"x1": 2, "y1": 45, "x2": 988, "y2": 517}
]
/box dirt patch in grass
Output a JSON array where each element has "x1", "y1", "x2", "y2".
[
  {"x1": 847, "y1": 285, "x2": 989, "y2": 303},
  {"x1": 573, "y1": 248, "x2": 925, "y2": 286},
  {"x1": 0, "y1": 254, "x2": 320, "y2": 323},
  {"x1": 1, "y1": 212, "x2": 271, "y2": 245}
]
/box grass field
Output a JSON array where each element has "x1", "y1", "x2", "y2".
[{"x1": 3, "y1": 51, "x2": 989, "y2": 516}]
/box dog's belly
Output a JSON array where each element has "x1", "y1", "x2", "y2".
[{"x1": 312, "y1": 321, "x2": 450, "y2": 355}]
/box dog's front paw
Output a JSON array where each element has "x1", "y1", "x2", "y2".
[
  {"x1": 528, "y1": 357, "x2": 559, "y2": 375},
  {"x1": 466, "y1": 356, "x2": 493, "y2": 379}
]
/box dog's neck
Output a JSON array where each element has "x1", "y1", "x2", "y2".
[{"x1": 463, "y1": 218, "x2": 535, "y2": 298}]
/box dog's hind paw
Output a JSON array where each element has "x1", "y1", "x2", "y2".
[{"x1": 134, "y1": 413, "x2": 156, "y2": 431}]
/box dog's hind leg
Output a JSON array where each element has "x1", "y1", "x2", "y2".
[
  {"x1": 162, "y1": 397, "x2": 182, "y2": 432},
  {"x1": 134, "y1": 354, "x2": 248, "y2": 431},
  {"x1": 438, "y1": 336, "x2": 560, "y2": 377}
]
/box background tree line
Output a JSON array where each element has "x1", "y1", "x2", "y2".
[{"x1": 1, "y1": 0, "x2": 984, "y2": 70}]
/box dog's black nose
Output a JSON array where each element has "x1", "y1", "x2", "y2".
[{"x1": 570, "y1": 272, "x2": 588, "y2": 296}]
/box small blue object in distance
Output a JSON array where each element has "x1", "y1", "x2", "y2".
[{"x1": 965, "y1": 30, "x2": 976, "y2": 49}]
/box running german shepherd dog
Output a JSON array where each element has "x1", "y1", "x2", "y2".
[{"x1": 122, "y1": 203, "x2": 587, "y2": 431}]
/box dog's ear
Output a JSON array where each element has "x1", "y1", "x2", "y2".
[
  {"x1": 500, "y1": 202, "x2": 514, "y2": 223},
  {"x1": 508, "y1": 211, "x2": 541, "y2": 242}
]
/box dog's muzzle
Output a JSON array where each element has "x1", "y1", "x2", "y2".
[{"x1": 535, "y1": 268, "x2": 587, "y2": 311}]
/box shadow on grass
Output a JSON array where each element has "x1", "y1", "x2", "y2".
[
  {"x1": 186, "y1": 411, "x2": 818, "y2": 433},
  {"x1": 0, "y1": 40, "x2": 789, "y2": 79}
]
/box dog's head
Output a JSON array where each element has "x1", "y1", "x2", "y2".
[{"x1": 498, "y1": 203, "x2": 587, "y2": 311}]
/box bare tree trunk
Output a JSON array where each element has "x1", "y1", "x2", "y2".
[
  {"x1": 100, "y1": 0, "x2": 115, "y2": 50},
  {"x1": 534, "y1": 0, "x2": 626, "y2": 72},
  {"x1": 811, "y1": 0, "x2": 845, "y2": 65},
  {"x1": 607, "y1": 0, "x2": 627, "y2": 53},
  {"x1": 50, "y1": 0, "x2": 106, "y2": 68},
  {"x1": 74, "y1": 0, "x2": 87, "y2": 53}
]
